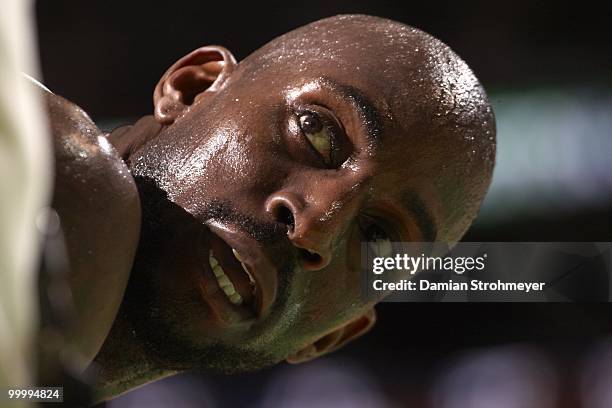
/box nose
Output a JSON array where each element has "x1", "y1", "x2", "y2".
[{"x1": 266, "y1": 192, "x2": 338, "y2": 271}]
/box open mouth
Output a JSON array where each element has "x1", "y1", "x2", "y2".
[
  {"x1": 208, "y1": 246, "x2": 256, "y2": 306},
  {"x1": 198, "y1": 222, "x2": 279, "y2": 324},
  {"x1": 205, "y1": 231, "x2": 259, "y2": 314}
]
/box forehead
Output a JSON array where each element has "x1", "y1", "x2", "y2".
[{"x1": 240, "y1": 20, "x2": 434, "y2": 98}]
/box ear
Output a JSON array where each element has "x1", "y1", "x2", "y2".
[
  {"x1": 286, "y1": 308, "x2": 376, "y2": 364},
  {"x1": 153, "y1": 45, "x2": 237, "y2": 125}
]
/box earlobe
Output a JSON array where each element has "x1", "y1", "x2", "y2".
[
  {"x1": 286, "y1": 308, "x2": 377, "y2": 364},
  {"x1": 153, "y1": 45, "x2": 237, "y2": 125}
]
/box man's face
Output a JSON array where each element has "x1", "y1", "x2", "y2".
[{"x1": 126, "y1": 16, "x2": 493, "y2": 370}]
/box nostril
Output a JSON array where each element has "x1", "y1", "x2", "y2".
[
  {"x1": 298, "y1": 248, "x2": 323, "y2": 269},
  {"x1": 276, "y1": 204, "x2": 295, "y2": 232}
]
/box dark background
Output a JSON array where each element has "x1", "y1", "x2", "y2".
[
  {"x1": 37, "y1": 0, "x2": 612, "y2": 119},
  {"x1": 35, "y1": 1, "x2": 612, "y2": 406}
]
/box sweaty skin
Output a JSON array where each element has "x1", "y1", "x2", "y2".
[
  {"x1": 39, "y1": 88, "x2": 140, "y2": 372},
  {"x1": 45, "y1": 15, "x2": 495, "y2": 400}
]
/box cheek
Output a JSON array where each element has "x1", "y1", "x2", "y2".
[
  {"x1": 186, "y1": 96, "x2": 295, "y2": 192},
  {"x1": 208, "y1": 123, "x2": 298, "y2": 198},
  {"x1": 213, "y1": 137, "x2": 291, "y2": 205},
  {"x1": 172, "y1": 126, "x2": 285, "y2": 209},
  {"x1": 215, "y1": 134, "x2": 255, "y2": 180},
  {"x1": 298, "y1": 232, "x2": 371, "y2": 332},
  {"x1": 304, "y1": 259, "x2": 366, "y2": 327}
]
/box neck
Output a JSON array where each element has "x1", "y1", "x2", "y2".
[
  {"x1": 93, "y1": 115, "x2": 170, "y2": 402},
  {"x1": 106, "y1": 115, "x2": 163, "y2": 161}
]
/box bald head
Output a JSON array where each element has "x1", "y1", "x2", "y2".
[{"x1": 118, "y1": 14, "x2": 496, "y2": 376}]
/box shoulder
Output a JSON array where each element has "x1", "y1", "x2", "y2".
[
  {"x1": 44, "y1": 89, "x2": 102, "y2": 144},
  {"x1": 39, "y1": 86, "x2": 141, "y2": 367}
]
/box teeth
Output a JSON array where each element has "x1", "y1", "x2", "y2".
[
  {"x1": 232, "y1": 248, "x2": 256, "y2": 287},
  {"x1": 209, "y1": 255, "x2": 219, "y2": 268},
  {"x1": 232, "y1": 248, "x2": 244, "y2": 262},
  {"x1": 217, "y1": 274, "x2": 231, "y2": 287},
  {"x1": 229, "y1": 292, "x2": 243, "y2": 305},
  {"x1": 212, "y1": 265, "x2": 224, "y2": 277},
  {"x1": 242, "y1": 264, "x2": 256, "y2": 286},
  {"x1": 207, "y1": 248, "x2": 255, "y2": 306},
  {"x1": 208, "y1": 251, "x2": 243, "y2": 305}
]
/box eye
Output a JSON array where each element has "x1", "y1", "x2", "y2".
[
  {"x1": 361, "y1": 218, "x2": 393, "y2": 257},
  {"x1": 297, "y1": 111, "x2": 338, "y2": 167}
]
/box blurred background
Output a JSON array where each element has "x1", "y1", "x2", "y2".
[{"x1": 34, "y1": 0, "x2": 611, "y2": 406}]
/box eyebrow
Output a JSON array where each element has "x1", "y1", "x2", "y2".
[
  {"x1": 400, "y1": 190, "x2": 437, "y2": 242},
  {"x1": 318, "y1": 77, "x2": 383, "y2": 147}
]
